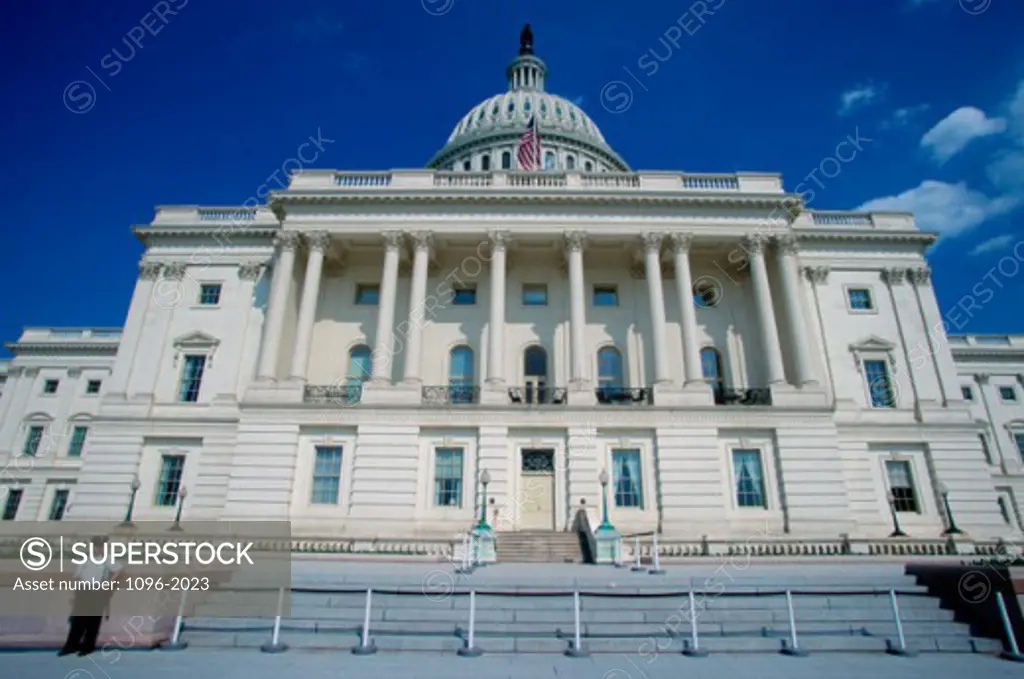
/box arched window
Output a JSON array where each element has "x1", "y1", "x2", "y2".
[
  {"x1": 597, "y1": 346, "x2": 624, "y2": 402},
  {"x1": 462, "y1": 159, "x2": 471, "y2": 171},
  {"x1": 565, "y1": 156, "x2": 576, "y2": 170},
  {"x1": 449, "y1": 345, "x2": 475, "y2": 404},
  {"x1": 524, "y1": 345, "x2": 548, "y2": 404},
  {"x1": 346, "y1": 344, "x2": 372, "y2": 403},
  {"x1": 544, "y1": 151, "x2": 556, "y2": 170},
  {"x1": 501, "y1": 151, "x2": 511, "y2": 169},
  {"x1": 693, "y1": 279, "x2": 721, "y2": 307},
  {"x1": 481, "y1": 155, "x2": 491, "y2": 171},
  {"x1": 700, "y1": 347, "x2": 723, "y2": 401},
  {"x1": 584, "y1": 161, "x2": 593, "y2": 172}
]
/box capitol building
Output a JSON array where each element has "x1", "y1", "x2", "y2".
[{"x1": 1, "y1": 30, "x2": 1023, "y2": 557}]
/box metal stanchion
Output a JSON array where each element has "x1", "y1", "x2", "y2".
[
  {"x1": 648, "y1": 533, "x2": 665, "y2": 575},
  {"x1": 996, "y1": 592, "x2": 1024, "y2": 662},
  {"x1": 161, "y1": 589, "x2": 189, "y2": 651},
  {"x1": 780, "y1": 590, "x2": 807, "y2": 656},
  {"x1": 457, "y1": 590, "x2": 483, "y2": 657},
  {"x1": 885, "y1": 589, "x2": 915, "y2": 656},
  {"x1": 260, "y1": 587, "x2": 288, "y2": 653},
  {"x1": 351, "y1": 588, "x2": 378, "y2": 655},
  {"x1": 565, "y1": 590, "x2": 589, "y2": 657},
  {"x1": 682, "y1": 590, "x2": 707, "y2": 657},
  {"x1": 630, "y1": 535, "x2": 643, "y2": 572}
]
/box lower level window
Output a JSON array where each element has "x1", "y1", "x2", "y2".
[
  {"x1": 733, "y1": 449, "x2": 767, "y2": 508},
  {"x1": 311, "y1": 446, "x2": 343, "y2": 505},
  {"x1": 612, "y1": 448, "x2": 643, "y2": 508},
  {"x1": 885, "y1": 459, "x2": 919, "y2": 513},
  {"x1": 1014, "y1": 433, "x2": 1024, "y2": 461},
  {"x1": 49, "y1": 489, "x2": 70, "y2": 521},
  {"x1": 156, "y1": 455, "x2": 185, "y2": 506},
  {"x1": 2, "y1": 489, "x2": 23, "y2": 521},
  {"x1": 434, "y1": 447, "x2": 464, "y2": 507}
]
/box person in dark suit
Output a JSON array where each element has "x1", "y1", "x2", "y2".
[{"x1": 59, "y1": 536, "x2": 124, "y2": 657}]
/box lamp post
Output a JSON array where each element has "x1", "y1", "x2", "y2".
[
  {"x1": 937, "y1": 481, "x2": 963, "y2": 536},
  {"x1": 169, "y1": 486, "x2": 188, "y2": 531},
  {"x1": 120, "y1": 476, "x2": 141, "y2": 527},
  {"x1": 477, "y1": 469, "x2": 492, "y2": 530},
  {"x1": 888, "y1": 489, "x2": 907, "y2": 538},
  {"x1": 598, "y1": 469, "x2": 613, "y2": 530}
]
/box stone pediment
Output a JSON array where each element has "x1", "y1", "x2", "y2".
[
  {"x1": 173, "y1": 331, "x2": 220, "y2": 349},
  {"x1": 849, "y1": 336, "x2": 896, "y2": 353}
]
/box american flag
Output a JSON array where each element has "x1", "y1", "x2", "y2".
[{"x1": 516, "y1": 115, "x2": 541, "y2": 171}]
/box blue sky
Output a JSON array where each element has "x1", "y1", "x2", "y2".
[{"x1": 1, "y1": 0, "x2": 1022, "y2": 356}]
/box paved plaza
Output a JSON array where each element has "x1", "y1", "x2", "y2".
[{"x1": 4, "y1": 647, "x2": 1023, "y2": 679}]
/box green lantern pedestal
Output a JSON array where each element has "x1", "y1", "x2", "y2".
[
  {"x1": 471, "y1": 524, "x2": 496, "y2": 564},
  {"x1": 594, "y1": 523, "x2": 621, "y2": 564}
]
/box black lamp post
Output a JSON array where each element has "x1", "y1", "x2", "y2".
[
  {"x1": 938, "y1": 481, "x2": 963, "y2": 535},
  {"x1": 476, "y1": 469, "x2": 492, "y2": 530},
  {"x1": 598, "y1": 469, "x2": 612, "y2": 530},
  {"x1": 119, "y1": 476, "x2": 141, "y2": 527},
  {"x1": 888, "y1": 489, "x2": 907, "y2": 537},
  {"x1": 169, "y1": 486, "x2": 188, "y2": 531}
]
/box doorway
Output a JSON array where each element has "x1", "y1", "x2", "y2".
[{"x1": 519, "y1": 448, "x2": 555, "y2": 530}]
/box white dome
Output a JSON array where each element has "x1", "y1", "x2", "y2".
[{"x1": 427, "y1": 29, "x2": 629, "y2": 172}]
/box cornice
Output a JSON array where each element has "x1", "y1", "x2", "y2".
[
  {"x1": 133, "y1": 224, "x2": 280, "y2": 241},
  {"x1": 4, "y1": 343, "x2": 119, "y2": 355},
  {"x1": 794, "y1": 229, "x2": 937, "y2": 245}
]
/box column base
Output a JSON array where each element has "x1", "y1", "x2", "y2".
[
  {"x1": 360, "y1": 380, "x2": 422, "y2": 406},
  {"x1": 244, "y1": 378, "x2": 305, "y2": 404},
  {"x1": 770, "y1": 383, "x2": 829, "y2": 408},
  {"x1": 655, "y1": 382, "x2": 714, "y2": 406},
  {"x1": 480, "y1": 384, "x2": 509, "y2": 405},
  {"x1": 568, "y1": 380, "x2": 596, "y2": 406}
]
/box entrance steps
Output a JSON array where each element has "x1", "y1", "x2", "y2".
[
  {"x1": 494, "y1": 531, "x2": 582, "y2": 563},
  {"x1": 177, "y1": 563, "x2": 1002, "y2": 655}
]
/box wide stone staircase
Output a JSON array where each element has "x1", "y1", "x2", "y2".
[
  {"x1": 494, "y1": 531, "x2": 582, "y2": 563},
  {"x1": 175, "y1": 562, "x2": 1003, "y2": 655}
]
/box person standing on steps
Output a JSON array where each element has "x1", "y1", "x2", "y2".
[{"x1": 58, "y1": 535, "x2": 125, "y2": 657}]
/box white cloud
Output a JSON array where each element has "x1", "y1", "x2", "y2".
[
  {"x1": 969, "y1": 234, "x2": 1015, "y2": 256},
  {"x1": 882, "y1": 103, "x2": 930, "y2": 130},
  {"x1": 857, "y1": 180, "x2": 1017, "y2": 237},
  {"x1": 838, "y1": 83, "x2": 881, "y2": 116},
  {"x1": 985, "y1": 81, "x2": 1024, "y2": 190},
  {"x1": 920, "y1": 106, "x2": 1006, "y2": 163}
]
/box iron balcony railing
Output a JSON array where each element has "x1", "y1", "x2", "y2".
[
  {"x1": 713, "y1": 386, "x2": 772, "y2": 406},
  {"x1": 507, "y1": 386, "x2": 568, "y2": 406},
  {"x1": 304, "y1": 384, "x2": 363, "y2": 405},
  {"x1": 423, "y1": 385, "x2": 480, "y2": 406},
  {"x1": 595, "y1": 386, "x2": 653, "y2": 406}
]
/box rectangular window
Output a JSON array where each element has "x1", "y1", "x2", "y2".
[
  {"x1": 43, "y1": 379, "x2": 59, "y2": 395},
  {"x1": 156, "y1": 455, "x2": 185, "y2": 506},
  {"x1": 434, "y1": 447, "x2": 464, "y2": 507},
  {"x1": 198, "y1": 283, "x2": 222, "y2": 305},
  {"x1": 612, "y1": 448, "x2": 644, "y2": 508},
  {"x1": 68, "y1": 426, "x2": 88, "y2": 457},
  {"x1": 23, "y1": 426, "x2": 44, "y2": 456},
  {"x1": 311, "y1": 446, "x2": 343, "y2": 505},
  {"x1": 178, "y1": 355, "x2": 205, "y2": 403},
  {"x1": 848, "y1": 288, "x2": 873, "y2": 310},
  {"x1": 593, "y1": 285, "x2": 619, "y2": 307},
  {"x1": 980, "y1": 433, "x2": 994, "y2": 465},
  {"x1": 2, "y1": 489, "x2": 22, "y2": 521},
  {"x1": 1015, "y1": 433, "x2": 1024, "y2": 461},
  {"x1": 522, "y1": 283, "x2": 548, "y2": 306},
  {"x1": 864, "y1": 360, "x2": 895, "y2": 408},
  {"x1": 732, "y1": 449, "x2": 767, "y2": 508},
  {"x1": 355, "y1": 284, "x2": 380, "y2": 305},
  {"x1": 452, "y1": 285, "x2": 477, "y2": 305},
  {"x1": 961, "y1": 386, "x2": 973, "y2": 401},
  {"x1": 86, "y1": 380, "x2": 102, "y2": 394},
  {"x1": 885, "y1": 459, "x2": 919, "y2": 513},
  {"x1": 999, "y1": 386, "x2": 1018, "y2": 402},
  {"x1": 48, "y1": 489, "x2": 69, "y2": 521}
]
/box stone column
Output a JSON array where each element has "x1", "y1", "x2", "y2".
[
  {"x1": 774, "y1": 235, "x2": 817, "y2": 386},
  {"x1": 403, "y1": 231, "x2": 433, "y2": 383},
  {"x1": 641, "y1": 232, "x2": 671, "y2": 385},
  {"x1": 487, "y1": 230, "x2": 510, "y2": 385},
  {"x1": 743, "y1": 235, "x2": 786, "y2": 386},
  {"x1": 565, "y1": 231, "x2": 588, "y2": 385},
  {"x1": 106, "y1": 261, "x2": 162, "y2": 397},
  {"x1": 289, "y1": 232, "x2": 330, "y2": 380},
  {"x1": 257, "y1": 232, "x2": 300, "y2": 380},
  {"x1": 372, "y1": 230, "x2": 403, "y2": 381},
  {"x1": 670, "y1": 234, "x2": 704, "y2": 387}
]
